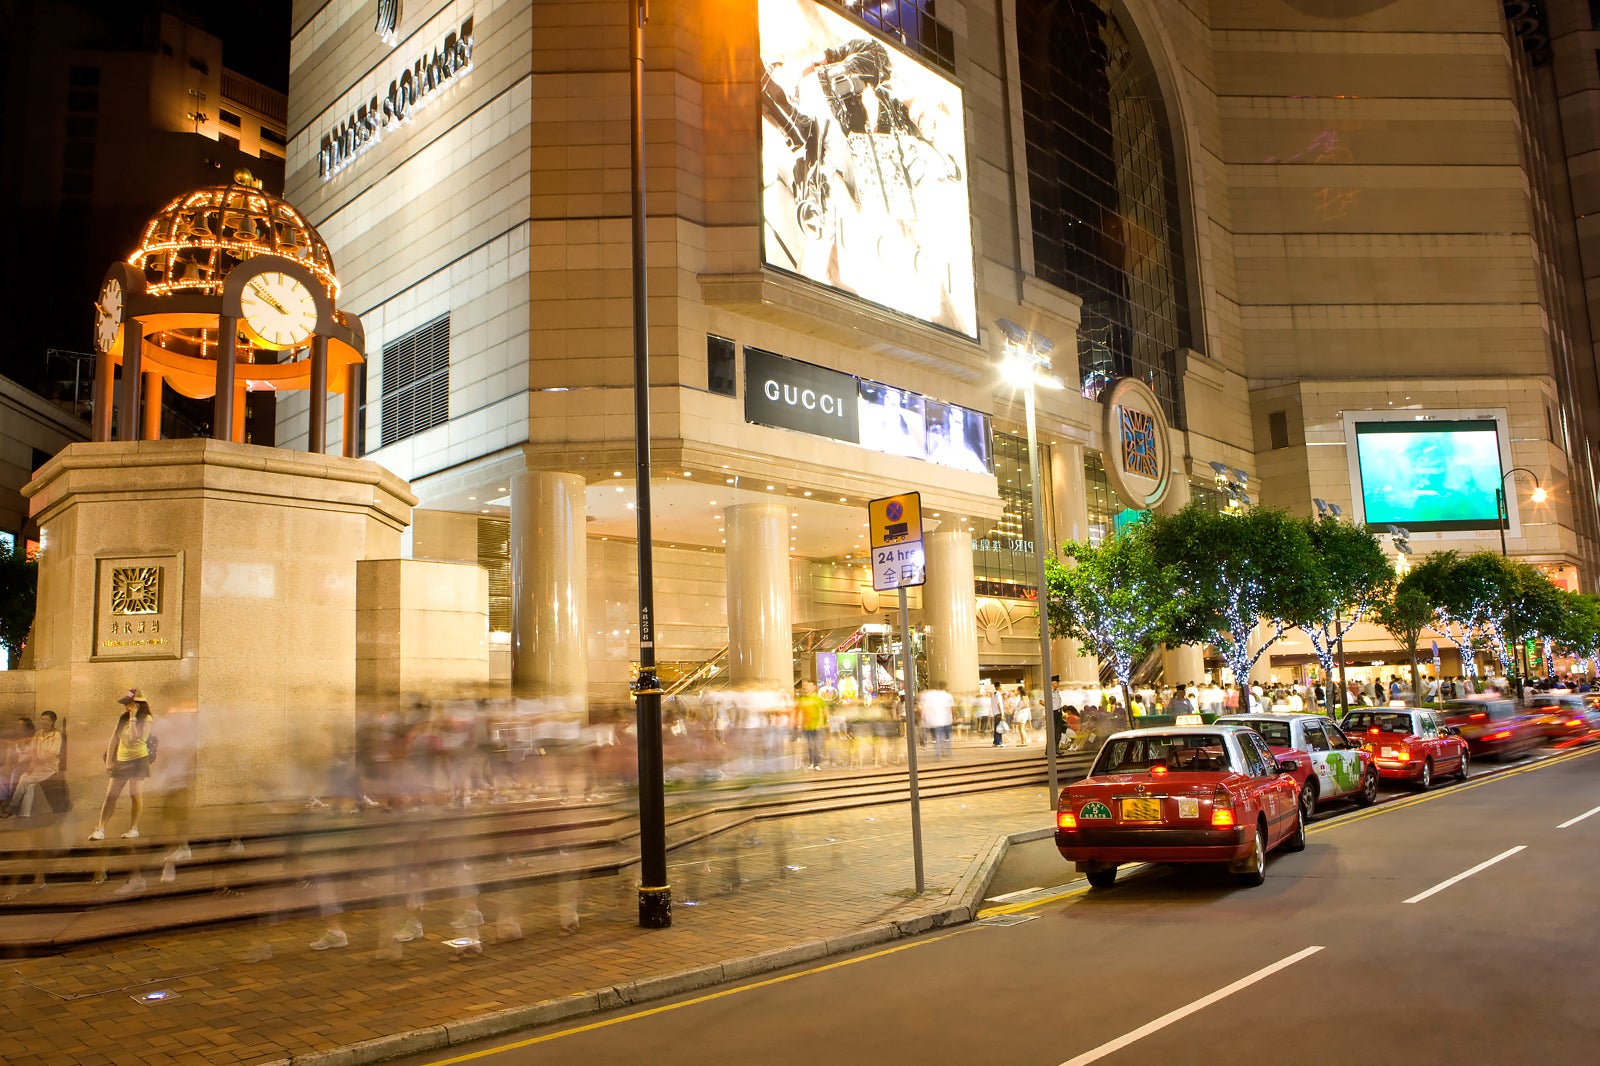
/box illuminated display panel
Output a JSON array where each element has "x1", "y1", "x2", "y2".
[
  {"x1": 1353, "y1": 419, "x2": 1504, "y2": 532},
  {"x1": 759, "y1": 0, "x2": 977, "y2": 337}
]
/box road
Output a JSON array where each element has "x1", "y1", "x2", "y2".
[{"x1": 391, "y1": 746, "x2": 1600, "y2": 1066}]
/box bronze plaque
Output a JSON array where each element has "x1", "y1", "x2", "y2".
[{"x1": 94, "y1": 554, "x2": 183, "y2": 661}]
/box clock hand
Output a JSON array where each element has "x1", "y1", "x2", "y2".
[{"x1": 248, "y1": 280, "x2": 289, "y2": 315}]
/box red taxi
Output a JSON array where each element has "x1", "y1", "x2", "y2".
[
  {"x1": 1521, "y1": 693, "x2": 1600, "y2": 744},
  {"x1": 1055, "y1": 726, "x2": 1303, "y2": 890},
  {"x1": 1340, "y1": 708, "x2": 1468, "y2": 789},
  {"x1": 1216, "y1": 713, "x2": 1379, "y2": 818},
  {"x1": 1440, "y1": 698, "x2": 1543, "y2": 761}
]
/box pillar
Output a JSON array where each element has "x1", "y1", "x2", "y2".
[
  {"x1": 1049, "y1": 440, "x2": 1101, "y2": 684},
  {"x1": 343, "y1": 363, "x2": 361, "y2": 458},
  {"x1": 309, "y1": 335, "x2": 329, "y2": 454},
  {"x1": 1248, "y1": 621, "x2": 1276, "y2": 689},
  {"x1": 925, "y1": 528, "x2": 979, "y2": 698},
  {"x1": 725, "y1": 502, "x2": 793, "y2": 691},
  {"x1": 510, "y1": 471, "x2": 587, "y2": 700},
  {"x1": 231, "y1": 384, "x2": 247, "y2": 443},
  {"x1": 117, "y1": 321, "x2": 143, "y2": 442},
  {"x1": 140, "y1": 372, "x2": 162, "y2": 440},
  {"x1": 1163, "y1": 645, "x2": 1205, "y2": 692},
  {"x1": 92, "y1": 351, "x2": 114, "y2": 442},
  {"x1": 214, "y1": 316, "x2": 237, "y2": 441}
]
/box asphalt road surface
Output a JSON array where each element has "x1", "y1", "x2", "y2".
[{"x1": 394, "y1": 746, "x2": 1600, "y2": 1066}]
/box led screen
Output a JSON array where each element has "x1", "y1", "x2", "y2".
[
  {"x1": 1353, "y1": 420, "x2": 1504, "y2": 532},
  {"x1": 858, "y1": 380, "x2": 926, "y2": 459},
  {"x1": 759, "y1": 0, "x2": 977, "y2": 337},
  {"x1": 924, "y1": 399, "x2": 992, "y2": 475}
]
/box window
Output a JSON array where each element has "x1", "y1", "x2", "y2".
[
  {"x1": 66, "y1": 116, "x2": 96, "y2": 138},
  {"x1": 973, "y1": 432, "x2": 1041, "y2": 599},
  {"x1": 189, "y1": 57, "x2": 210, "y2": 75},
  {"x1": 379, "y1": 314, "x2": 450, "y2": 446},
  {"x1": 1238, "y1": 734, "x2": 1272, "y2": 777},
  {"x1": 1590, "y1": 1, "x2": 1600, "y2": 30},
  {"x1": 260, "y1": 126, "x2": 288, "y2": 147},
  {"x1": 1325, "y1": 724, "x2": 1351, "y2": 751},
  {"x1": 477, "y1": 518, "x2": 511, "y2": 633},
  {"x1": 68, "y1": 66, "x2": 100, "y2": 87},
  {"x1": 1017, "y1": 0, "x2": 1192, "y2": 426},
  {"x1": 707, "y1": 335, "x2": 737, "y2": 397},
  {"x1": 1268, "y1": 410, "x2": 1289, "y2": 450},
  {"x1": 218, "y1": 108, "x2": 240, "y2": 127},
  {"x1": 1247, "y1": 719, "x2": 1291, "y2": 747},
  {"x1": 62, "y1": 141, "x2": 94, "y2": 170},
  {"x1": 61, "y1": 173, "x2": 92, "y2": 196},
  {"x1": 826, "y1": 0, "x2": 954, "y2": 74},
  {"x1": 1301, "y1": 723, "x2": 1330, "y2": 753},
  {"x1": 66, "y1": 91, "x2": 97, "y2": 113},
  {"x1": 218, "y1": 133, "x2": 240, "y2": 151}
]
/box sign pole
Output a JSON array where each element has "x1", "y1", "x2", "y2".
[{"x1": 899, "y1": 585, "x2": 925, "y2": 894}]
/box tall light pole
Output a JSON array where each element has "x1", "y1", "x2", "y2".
[
  {"x1": 1208, "y1": 462, "x2": 1253, "y2": 712},
  {"x1": 996, "y1": 319, "x2": 1063, "y2": 805},
  {"x1": 1495, "y1": 466, "x2": 1546, "y2": 699},
  {"x1": 628, "y1": 0, "x2": 670, "y2": 930}
]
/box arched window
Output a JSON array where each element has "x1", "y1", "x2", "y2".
[{"x1": 1017, "y1": 0, "x2": 1192, "y2": 425}]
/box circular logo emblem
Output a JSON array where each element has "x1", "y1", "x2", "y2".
[
  {"x1": 886, "y1": 501, "x2": 904, "y2": 521},
  {"x1": 1099, "y1": 378, "x2": 1173, "y2": 511}
]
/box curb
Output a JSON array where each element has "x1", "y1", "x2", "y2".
[{"x1": 259, "y1": 822, "x2": 1046, "y2": 1066}]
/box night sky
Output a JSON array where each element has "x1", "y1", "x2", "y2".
[{"x1": 183, "y1": 0, "x2": 293, "y2": 92}]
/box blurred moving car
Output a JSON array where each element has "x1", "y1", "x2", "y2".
[
  {"x1": 1439, "y1": 697, "x2": 1543, "y2": 761},
  {"x1": 1521, "y1": 693, "x2": 1600, "y2": 744},
  {"x1": 1215, "y1": 713, "x2": 1378, "y2": 817},
  {"x1": 1341, "y1": 708, "x2": 1469, "y2": 789},
  {"x1": 1055, "y1": 726, "x2": 1303, "y2": 890}
]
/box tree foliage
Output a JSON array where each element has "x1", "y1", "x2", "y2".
[
  {"x1": 1551, "y1": 591, "x2": 1600, "y2": 671},
  {"x1": 1153, "y1": 503, "x2": 1319, "y2": 711},
  {"x1": 0, "y1": 541, "x2": 37, "y2": 668},
  {"x1": 1373, "y1": 585, "x2": 1433, "y2": 702},
  {"x1": 1044, "y1": 517, "x2": 1177, "y2": 698},
  {"x1": 1300, "y1": 516, "x2": 1393, "y2": 704}
]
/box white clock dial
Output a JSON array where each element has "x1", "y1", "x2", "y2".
[
  {"x1": 240, "y1": 271, "x2": 318, "y2": 350},
  {"x1": 94, "y1": 278, "x2": 123, "y2": 354}
]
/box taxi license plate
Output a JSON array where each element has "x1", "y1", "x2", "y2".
[
  {"x1": 1120, "y1": 797, "x2": 1162, "y2": 822},
  {"x1": 1381, "y1": 747, "x2": 1397, "y2": 758}
]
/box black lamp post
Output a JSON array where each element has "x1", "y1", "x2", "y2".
[
  {"x1": 1495, "y1": 467, "x2": 1546, "y2": 700},
  {"x1": 629, "y1": 0, "x2": 669, "y2": 930}
]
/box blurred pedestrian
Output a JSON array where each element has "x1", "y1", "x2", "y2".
[
  {"x1": 797, "y1": 681, "x2": 826, "y2": 770},
  {"x1": 88, "y1": 692, "x2": 154, "y2": 841}
]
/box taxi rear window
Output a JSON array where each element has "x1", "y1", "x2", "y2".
[
  {"x1": 1234, "y1": 719, "x2": 1290, "y2": 746},
  {"x1": 1343, "y1": 711, "x2": 1413, "y2": 734},
  {"x1": 1094, "y1": 734, "x2": 1232, "y2": 775}
]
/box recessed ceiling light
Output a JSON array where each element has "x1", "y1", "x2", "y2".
[
  {"x1": 839, "y1": 497, "x2": 847, "y2": 502},
  {"x1": 767, "y1": 484, "x2": 776, "y2": 490},
  {"x1": 709, "y1": 501, "x2": 717, "y2": 506},
  {"x1": 616, "y1": 486, "x2": 624, "y2": 493},
  {"x1": 683, "y1": 471, "x2": 693, "y2": 477},
  {"x1": 468, "y1": 496, "x2": 477, "y2": 501},
  {"x1": 803, "y1": 491, "x2": 812, "y2": 497},
  {"x1": 497, "y1": 486, "x2": 506, "y2": 492},
  {"x1": 614, "y1": 471, "x2": 623, "y2": 477}
]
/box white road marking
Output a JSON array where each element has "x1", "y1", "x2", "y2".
[
  {"x1": 986, "y1": 887, "x2": 1045, "y2": 903},
  {"x1": 1556, "y1": 804, "x2": 1600, "y2": 829},
  {"x1": 1403, "y1": 846, "x2": 1527, "y2": 904},
  {"x1": 1055, "y1": 945, "x2": 1324, "y2": 1066}
]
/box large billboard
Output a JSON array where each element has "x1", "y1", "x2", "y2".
[
  {"x1": 1349, "y1": 416, "x2": 1507, "y2": 532},
  {"x1": 759, "y1": 0, "x2": 977, "y2": 338}
]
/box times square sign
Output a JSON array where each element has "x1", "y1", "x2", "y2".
[{"x1": 317, "y1": 15, "x2": 475, "y2": 180}]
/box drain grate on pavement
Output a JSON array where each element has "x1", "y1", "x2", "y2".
[
  {"x1": 12, "y1": 947, "x2": 217, "y2": 1001},
  {"x1": 977, "y1": 913, "x2": 1039, "y2": 927}
]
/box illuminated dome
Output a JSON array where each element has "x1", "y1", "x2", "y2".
[{"x1": 129, "y1": 170, "x2": 339, "y2": 302}]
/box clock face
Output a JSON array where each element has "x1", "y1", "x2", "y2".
[
  {"x1": 240, "y1": 270, "x2": 318, "y2": 350},
  {"x1": 94, "y1": 278, "x2": 123, "y2": 354}
]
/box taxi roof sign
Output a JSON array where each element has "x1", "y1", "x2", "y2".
[{"x1": 868, "y1": 492, "x2": 922, "y2": 550}]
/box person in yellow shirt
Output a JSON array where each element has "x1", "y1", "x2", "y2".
[
  {"x1": 798, "y1": 681, "x2": 827, "y2": 770},
  {"x1": 88, "y1": 691, "x2": 154, "y2": 842}
]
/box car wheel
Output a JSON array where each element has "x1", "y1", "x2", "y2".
[
  {"x1": 1454, "y1": 747, "x2": 1469, "y2": 781},
  {"x1": 1356, "y1": 766, "x2": 1379, "y2": 807},
  {"x1": 1299, "y1": 777, "x2": 1318, "y2": 821},
  {"x1": 1085, "y1": 864, "x2": 1117, "y2": 890},
  {"x1": 1235, "y1": 822, "x2": 1267, "y2": 887},
  {"x1": 1284, "y1": 802, "x2": 1306, "y2": 852},
  {"x1": 1418, "y1": 759, "x2": 1433, "y2": 791}
]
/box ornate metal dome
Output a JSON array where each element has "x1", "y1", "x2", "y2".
[{"x1": 128, "y1": 170, "x2": 339, "y2": 301}]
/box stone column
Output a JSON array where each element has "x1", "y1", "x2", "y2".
[
  {"x1": 231, "y1": 384, "x2": 247, "y2": 443},
  {"x1": 510, "y1": 471, "x2": 588, "y2": 701},
  {"x1": 343, "y1": 363, "x2": 362, "y2": 458},
  {"x1": 118, "y1": 320, "x2": 143, "y2": 442},
  {"x1": 924, "y1": 528, "x2": 979, "y2": 698},
  {"x1": 214, "y1": 316, "x2": 237, "y2": 442},
  {"x1": 725, "y1": 502, "x2": 793, "y2": 691},
  {"x1": 1049, "y1": 440, "x2": 1100, "y2": 684},
  {"x1": 92, "y1": 351, "x2": 114, "y2": 442},
  {"x1": 308, "y1": 335, "x2": 329, "y2": 454}
]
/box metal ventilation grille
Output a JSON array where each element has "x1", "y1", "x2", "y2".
[
  {"x1": 380, "y1": 313, "x2": 450, "y2": 447},
  {"x1": 477, "y1": 516, "x2": 511, "y2": 633}
]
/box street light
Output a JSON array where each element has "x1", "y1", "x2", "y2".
[
  {"x1": 995, "y1": 318, "x2": 1063, "y2": 805},
  {"x1": 628, "y1": 0, "x2": 669, "y2": 930},
  {"x1": 1495, "y1": 467, "x2": 1546, "y2": 698}
]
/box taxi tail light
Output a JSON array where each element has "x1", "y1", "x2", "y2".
[
  {"x1": 1057, "y1": 810, "x2": 1077, "y2": 830},
  {"x1": 1568, "y1": 719, "x2": 1584, "y2": 727},
  {"x1": 1471, "y1": 713, "x2": 1487, "y2": 721},
  {"x1": 1490, "y1": 730, "x2": 1512, "y2": 741},
  {"x1": 1395, "y1": 750, "x2": 1410, "y2": 762},
  {"x1": 1149, "y1": 764, "x2": 1168, "y2": 777},
  {"x1": 1210, "y1": 788, "x2": 1236, "y2": 827},
  {"x1": 1369, "y1": 727, "x2": 1381, "y2": 734}
]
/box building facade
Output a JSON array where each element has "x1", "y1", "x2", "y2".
[{"x1": 282, "y1": 0, "x2": 1600, "y2": 700}]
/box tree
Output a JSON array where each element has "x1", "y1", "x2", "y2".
[
  {"x1": 1373, "y1": 585, "x2": 1433, "y2": 704},
  {"x1": 1503, "y1": 561, "x2": 1564, "y2": 681},
  {"x1": 1552, "y1": 591, "x2": 1600, "y2": 676},
  {"x1": 1403, "y1": 551, "x2": 1486, "y2": 678},
  {"x1": 1300, "y1": 516, "x2": 1393, "y2": 713},
  {"x1": 0, "y1": 541, "x2": 37, "y2": 668},
  {"x1": 1153, "y1": 504, "x2": 1319, "y2": 714},
  {"x1": 1044, "y1": 516, "x2": 1177, "y2": 711}
]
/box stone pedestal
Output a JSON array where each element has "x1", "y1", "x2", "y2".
[
  {"x1": 357, "y1": 559, "x2": 490, "y2": 696},
  {"x1": 24, "y1": 439, "x2": 416, "y2": 807},
  {"x1": 725, "y1": 502, "x2": 793, "y2": 691},
  {"x1": 925, "y1": 530, "x2": 979, "y2": 697}
]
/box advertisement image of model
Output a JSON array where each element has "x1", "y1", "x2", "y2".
[{"x1": 758, "y1": 0, "x2": 977, "y2": 337}]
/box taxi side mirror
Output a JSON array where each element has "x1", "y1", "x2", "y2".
[
  {"x1": 1277, "y1": 759, "x2": 1298, "y2": 775},
  {"x1": 1446, "y1": 725, "x2": 1461, "y2": 736}
]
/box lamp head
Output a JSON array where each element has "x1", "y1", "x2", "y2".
[
  {"x1": 1531, "y1": 486, "x2": 1548, "y2": 503},
  {"x1": 994, "y1": 317, "x2": 1029, "y2": 345},
  {"x1": 1208, "y1": 461, "x2": 1230, "y2": 477}
]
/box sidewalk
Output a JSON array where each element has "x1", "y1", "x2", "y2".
[{"x1": 1, "y1": 766, "x2": 1060, "y2": 1066}]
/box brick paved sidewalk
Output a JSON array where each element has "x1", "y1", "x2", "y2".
[{"x1": 1, "y1": 782, "x2": 1061, "y2": 1066}]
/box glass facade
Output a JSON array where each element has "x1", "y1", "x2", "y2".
[
  {"x1": 973, "y1": 431, "x2": 1039, "y2": 599},
  {"x1": 1016, "y1": 0, "x2": 1191, "y2": 425}
]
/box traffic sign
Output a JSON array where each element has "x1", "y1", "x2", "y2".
[
  {"x1": 868, "y1": 491, "x2": 922, "y2": 549},
  {"x1": 872, "y1": 538, "x2": 926, "y2": 591}
]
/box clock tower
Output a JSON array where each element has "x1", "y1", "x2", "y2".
[{"x1": 91, "y1": 170, "x2": 366, "y2": 454}]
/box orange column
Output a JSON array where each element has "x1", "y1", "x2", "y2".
[
  {"x1": 232, "y1": 385, "x2": 247, "y2": 443},
  {"x1": 141, "y1": 372, "x2": 162, "y2": 440}
]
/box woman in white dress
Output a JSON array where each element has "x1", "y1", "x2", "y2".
[{"x1": 1011, "y1": 686, "x2": 1031, "y2": 745}]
